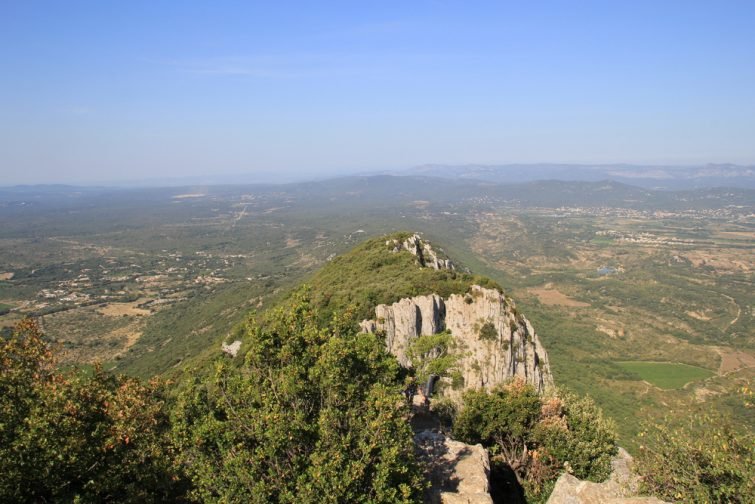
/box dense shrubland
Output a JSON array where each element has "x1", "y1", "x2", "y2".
[
  {"x1": 0, "y1": 319, "x2": 184, "y2": 502},
  {"x1": 305, "y1": 233, "x2": 501, "y2": 321},
  {"x1": 1, "y1": 299, "x2": 424, "y2": 503},
  {"x1": 171, "y1": 292, "x2": 424, "y2": 503},
  {"x1": 452, "y1": 380, "x2": 618, "y2": 502},
  {"x1": 635, "y1": 402, "x2": 754, "y2": 503},
  {"x1": 3, "y1": 297, "x2": 750, "y2": 502}
]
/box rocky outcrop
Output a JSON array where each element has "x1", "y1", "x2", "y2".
[
  {"x1": 361, "y1": 285, "x2": 553, "y2": 393},
  {"x1": 387, "y1": 234, "x2": 455, "y2": 270},
  {"x1": 547, "y1": 448, "x2": 669, "y2": 504},
  {"x1": 221, "y1": 340, "x2": 242, "y2": 357},
  {"x1": 415, "y1": 430, "x2": 494, "y2": 504}
]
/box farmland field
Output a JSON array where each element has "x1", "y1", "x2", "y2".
[{"x1": 615, "y1": 361, "x2": 715, "y2": 389}]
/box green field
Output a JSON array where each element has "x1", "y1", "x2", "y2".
[{"x1": 615, "y1": 361, "x2": 715, "y2": 389}]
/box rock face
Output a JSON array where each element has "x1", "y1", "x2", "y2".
[
  {"x1": 547, "y1": 448, "x2": 669, "y2": 504},
  {"x1": 415, "y1": 430, "x2": 494, "y2": 504},
  {"x1": 387, "y1": 234, "x2": 455, "y2": 270},
  {"x1": 361, "y1": 285, "x2": 553, "y2": 393}
]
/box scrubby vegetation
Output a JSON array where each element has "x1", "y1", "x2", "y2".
[
  {"x1": 636, "y1": 401, "x2": 754, "y2": 503},
  {"x1": 406, "y1": 330, "x2": 459, "y2": 386},
  {"x1": 453, "y1": 380, "x2": 618, "y2": 503},
  {"x1": 0, "y1": 319, "x2": 185, "y2": 503},
  {"x1": 172, "y1": 292, "x2": 424, "y2": 503},
  {"x1": 3, "y1": 305, "x2": 424, "y2": 503},
  {"x1": 305, "y1": 233, "x2": 501, "y2": 321}
]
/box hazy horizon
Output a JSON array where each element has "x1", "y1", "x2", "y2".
[{"x1": 2, "y1": 1, "x2": 755, "y2": 185}]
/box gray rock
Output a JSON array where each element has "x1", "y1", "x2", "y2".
[
  {"x1": 546, "y1": 448, "x2": 668, "y2": 504},
  {"x1": 362, "y1": 286, "x2": 553, "y2": 394},
  {"x1": 221, "y1": 340, "x2": 242, "y2": 357},
  {"x1": 415, "y1": 430, "x2": 494, "y2": 504},
  {"x1": 387, "y1": 234, "x2": 456, "y2": 271}
]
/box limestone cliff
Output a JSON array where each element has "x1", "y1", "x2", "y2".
[{"x1": 361, "y1": 285, "x2": 553, "y2": 393}]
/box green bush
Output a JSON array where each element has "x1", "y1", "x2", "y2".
[
  {"x1": 171, "y1": 292, "x2": 424, "y2": 503},
  {"x1": 304, "y1": 233, "x2": 502, "y2": 322},
  {"x1": 407, "y1": 330, "x2": 458, "y2": 385},
  {"x1": 0, "y1": 319, "x2": 184, "y2": 503},
  {"x1": 636, "y1": 406, "x2": 754, "y2": 503},
  {"x1": 453, "y1": 381, "x2": 617, "y2": 503},
  {"x1": 478, "y1": 321, "x2": 498, "y2": 341}
]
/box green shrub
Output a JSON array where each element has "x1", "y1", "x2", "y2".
[
  {"x1": 478, "y1": 321, "x2": 498, "y2": 341},
  {"x1": 0, "y1": 319, "x2": 184, "y2": 503},
  {"x1": 453, "y1": 381, "x2": 617, "y2": 503},
  {"x1": 304, "y1": 233, "x2": 502, "y2": 322},
  {"x1": 636, "y1": 407, "x2": 754, "y2": 503},
  {"x1": 171, "y1": 293, "x2": 424, "y2": 503},
  {"x1": 407, "y1": 330, "x2": 458, "y2": 385}
]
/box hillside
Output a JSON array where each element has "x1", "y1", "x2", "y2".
[{"x1": 304, "y1": 231, "x2": 502, "y2": 322}]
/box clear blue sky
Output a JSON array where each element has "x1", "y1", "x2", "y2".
[{"x1": 2, "y1": 1, "x2": 754, "y2": 184}]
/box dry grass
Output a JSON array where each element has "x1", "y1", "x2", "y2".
[
  {"x1": 681, "y1": 249, "x2": 754, "y2": 273},
  {"x1": 714, "y1": 230, "x2": 755, "y2": 240},
  {"x1": 716, "y1": 347, "x2": 755, "y2": 374},
  {"x1": 98, "y1": 300, "x2": 151, "y2": 317},
  {"x1": 528, "y1": 287, "x2": 590, "y2": 307}
]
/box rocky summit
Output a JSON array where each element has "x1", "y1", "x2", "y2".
[{"x1": 387, "y1": 233, "x2": 456, "y2": 271}]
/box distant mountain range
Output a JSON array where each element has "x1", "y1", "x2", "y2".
[{"x1": 388, "y1": 163, "x2": 755, "y2": 190}]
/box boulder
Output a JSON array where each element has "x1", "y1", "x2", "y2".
[
  {"x1": 546, "y1": 448, "x2": 668, "y2": 504},
  {"x1": 221, "y1": 340, "x2": 242, "y2": 357},
  {"x1": 415, "y1": 430, "x2": 494, "y2": 504}
]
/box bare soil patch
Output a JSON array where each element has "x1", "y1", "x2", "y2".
[
  {"x1": 528, "y1": 287, "x2": 590, "y2": 307},
  {"x1": 285, "y1": 237, "x2": 301, "y2": 248},
  {"x1": 98, "y1": 300, "x2": 151, "y2": 317},
  {"x1": 686, "y1": 310, "x2": 711, "y2": 321},
  {"x1": 682, "y1": 250, "x2": 754, "y2": 273},
  {"x1": 716, "y1": 348, "x2": 755, "y2": 374},
  {"x1": 0, "y1": 272, "x2": 14, "y2": 280}
]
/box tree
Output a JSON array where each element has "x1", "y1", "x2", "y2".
[
  {"x1": 0, "y1": 319, "x2": 185, "y2": 502},
  {"x1": 171, "y1": 292, "x2": 424, "y2": 503},
  {"x1": 406, "y1": 330, "x2": 459, "y2": 386}
]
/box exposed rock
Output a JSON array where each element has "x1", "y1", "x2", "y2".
[
  {"x1": 546, "y1": 448, "x2": 668, "y2": 504},
  {"x1": 415, "y1": 430, "x2": 494, "y2": 504},
  {"x1": 362, "y1": 286, "x2": 553, "y2": 394},
  {"x1": 387, "y1": 234, "x2": 455, "y2": 270},
  {"x1": 221, "y1": 340, "x2": 242, "y2": 357}
]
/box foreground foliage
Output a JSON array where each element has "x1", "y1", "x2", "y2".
[
  {"x1": 0, "y1": 319, "x2": 184, "y2": 502},
  {"x1": 171, "y1": 292, "x2": 424, "y2": 503},
  {"x1": 453, "y1": 380, "x2": 617, "y2": 502},
  {"x1": 636, "y1": 400, "x2": 754, "y2": 503}
]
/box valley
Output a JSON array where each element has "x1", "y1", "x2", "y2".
[{"x1": 1, "y1": 177, "x2": 752, "y2": 447}]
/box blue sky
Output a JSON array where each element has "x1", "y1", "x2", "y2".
[{"x1": 2, "y1": 1, "x2": 754, "y2": 184}]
